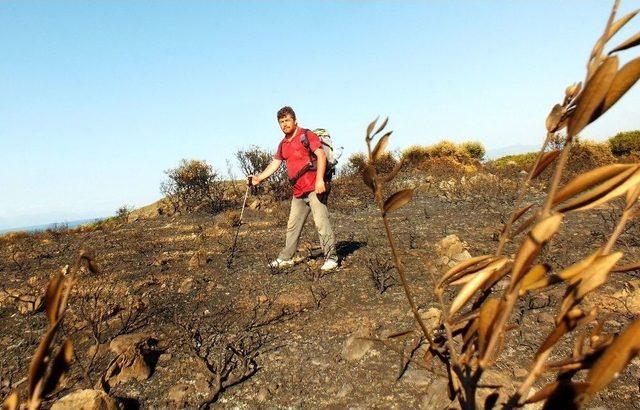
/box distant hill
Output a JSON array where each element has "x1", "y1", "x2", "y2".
[{"x1": 0, "y1": 218, "x2": 102, "y2": 235}]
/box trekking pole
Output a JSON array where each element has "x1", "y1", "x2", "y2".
[{"x1": 227, "y1": 177, "x2": 252, "y2": 268}]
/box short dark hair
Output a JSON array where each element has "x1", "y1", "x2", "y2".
[{"x1": 277, "y1": 106, "x2": 296, "y2": 121}]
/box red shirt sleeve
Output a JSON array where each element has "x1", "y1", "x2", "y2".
[
  {"x1": 305, "y1": 130, "x2": 322, "y2": 153},
  {"x1": 274, "y1": 140, "x2": 284, "y2": 160}
]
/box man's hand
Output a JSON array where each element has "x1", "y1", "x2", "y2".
[
  {"x1": 248, "y1": 175, "x2": 262, "y2": 186},
  {"x1": 315, "y1": 179, "x2": 326, "y2": 194}
]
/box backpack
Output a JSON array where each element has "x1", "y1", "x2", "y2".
[{"x1": 300, "y1": 128, "x2": 342, "y2": 181}]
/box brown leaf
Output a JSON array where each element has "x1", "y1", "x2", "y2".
[
  {"x1": 594, "y1": 57, "x2": 640, "y2": 120},
  {"x1": 612, "y1": 260, "x2": 640, "y2": 272},
  {"x1": 609, "y1": 30, "x2": 640, "y2": 54},
  {"x1": 585, "y1": 319, "x2": 640, "y2": 399},
  {"x1": 519, "y1": 264, "x2": 551, "y2": 295},
  {"x1": 546, "y1": 104, "x2": 564, "y2": 132},
  {"x1": 449, "y1": 257, "x2": 509, "y2": 316},
  {"x1": 42, "y1": 339, "x2": 73, "y2": 396},
  {"x1": 372, "y1": 132, "x2": 392, "y2": 161},
  {"x1": 626, "y1": 184, "x2": 640, "y2": 210},
  {"x1": 536, "y1": 309, "x2": 595, "y2": 358},
  {"x1": 478, "y1": 299, "x2": 501, "y2": 361},
  {"x1": 510, "y1": 214, "x2": 563, "y2": 290},
  {"x1": 531, "y1": 150, "x2": 561, "y2": 179},
  {"x1": 362, "y1": 165, "x2": 376, "y2": 191},
  {"x1": 44, "y1": 273, "x2": 64, "y2": 324},
  {"x1": 383, "y1": 189, "x2": 413, "y2": 216},
  {"x1": 28, "y1": 322, "x2": 60, "y2": 397},
  {"x1": 553, "y1": 164, "x2": 636, "y2": 206},
  {"x1": 512, "y1": 203, "x2": 534, "y2": 226},
  {"x1": 561, "y1": 168, "x2": 640, "y2": 212},
  {"x1": 558, "y1": 252, "x2": 622, "y2": 319},
  {"x1": 373, "y1": 117, "x2": 389, "y2": 138},
  {"x1": 567, "y1": 56, "x2": 619, "y2": 138},
  {"x1": 532, "y1": 381, "x2": 587, "y2": 409},
  {"x1": 565, "y1": 82, "x2": 582, "y2": 101},
  {"x1": 366, "y1": 117, "x2": 379, "y2": 140},
  {"x1": 1, "y1": 392, "x2": 19, "y2": 410},
  {"x1": 438, "y1": 255, "x2": 495, "y2": 288},
  {"x1": 607, "y1": 9, "x2": 640, "y2": 41}
]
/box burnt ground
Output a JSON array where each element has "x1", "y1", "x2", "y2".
[{"x1": 1, "y1": 173, "x2": 640, "y2": 409}]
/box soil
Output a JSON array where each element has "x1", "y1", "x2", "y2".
[{"x1": 1, "y1": 173, "x2": 639, "y2": 409}]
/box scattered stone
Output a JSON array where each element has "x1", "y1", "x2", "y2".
[
  {"x1": 167, "y1": 383, "x2": 190, "y2": 404},
  {"x1": 342, "y1": 326, "x2": 373, "y2": 361},
  {"x1": 537, "y1": 312, "x2": 556, "y2": 325},
  {"x1": 420, "y1": 378, "x2": 450, "y2": 409},
  {"x1": 257, "y1": 386, "x2": 270, "y2": 402},
  {"x1": 403, "y1": 369, "x2": 431, "y2": 387},
  {"x1": 436, "y1": 235, "x2": 472, "y2": 268},
  {"x1": 109, "y1": 333, "x2": 152, "y2": 355},
  {"x1": 188, "y1": 250, "x2": 208, "y2": 269},
  {"x1": 16, "y1": 294, "x2": 43, "y2": 314},
  {"x1": 514, "y1": 368, "x2": 529, "y2": 378},
  {"x1": 336, "y1": 383, "x2": 353, "y2": 398},
  {"x1": 249, "y1": 199, "x2": 262, "y2": 210},
  {"x1": 178, "y1": 277, "x2": 193, "y2": 294},
  {"x1": 51, "y1": 389, "x2": 118, "y2": 410},
  {"x1": 528, "y1": 294, "x2": 551, "y2": 310}
]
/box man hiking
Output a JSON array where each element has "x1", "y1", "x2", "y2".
[{"x1": 249, "y1": 106, "x2": 338, "y2": 271}]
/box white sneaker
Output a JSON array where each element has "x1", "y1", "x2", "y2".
[
  {"x1": 320, "y1": 258, "x2": 339, "y2": 271},
  {"x1": 269, "y1": 258, "x2": 294, "y2": 269}
]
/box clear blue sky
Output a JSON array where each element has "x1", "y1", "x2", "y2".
[{"x1": 1, "y1": 1, "x2": 639, "y2": 229}]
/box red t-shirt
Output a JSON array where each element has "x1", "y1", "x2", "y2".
[{"x1": 275, "y1": 127, "x2": 322, "y2": 198}]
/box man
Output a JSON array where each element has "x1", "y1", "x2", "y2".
[{"x1": 249, "y1": 106, "x2": 338, "y2": 271}]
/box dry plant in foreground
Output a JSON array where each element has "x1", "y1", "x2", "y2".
[
  {"x1": 2, "y1": 251, "x2": 96, "y2": 410},
  {"x1": 362, "y1": 1, "x2": 640, "y2": 408}
]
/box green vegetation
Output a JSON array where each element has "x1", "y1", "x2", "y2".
[{"x1": 608, "y1": 130, "x2": 640, "y2": 156}]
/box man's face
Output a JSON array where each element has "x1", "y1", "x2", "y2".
[{"x1": 278, "y1": 114, "x2": 297, "y2": 135}]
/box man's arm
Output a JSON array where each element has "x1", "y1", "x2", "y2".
[
  {"x1": 314, "y1": 148, "x2": 327, "y2": 194},
  {"x1": 250, "y1": 159, "x2": 282, "y2": 186}
]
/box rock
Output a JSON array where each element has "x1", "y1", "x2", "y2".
[
  {"x1": 51, "y1": 389, "x2": 118, "y2": 410},
  {"x1": 16, "y1": 294, "x2": 43, "y2": 314},
  {"x1": 417, "y1": 307, "x2": 442, "y2": 330},
  {"x1": 435, "y1": 235, "x2": 472, "y2": 268},
  {"x1": 110, "y1": 333, "x2": 152, "y2": 355},
  {"x1": 178, "y1": 278, "x2": 193, "y2": 294},
  {"x1": 420, "y1": 378, "x2": 450, "y2": 409},
  {"x1": 257, "y1": 386, "x2": 270, "y2": 402},
  {"x1": 342, "y1": 326, "x2": 373, "y2": 361},
  {"x1": 514, "y1": 367, "x2": 529, "y2": 378},
  {"x1": 528, "y1": 294, "x2": 551, "y2": 310},
  {"x1": 537, "y1": 312, "x2": 556, "y2": 324},
  {"x1": 336, "y1": 383, "x2": 353, "y2": 398},
  {"x1": 188, "y1": 250, "x2": 208, "y2": 269},
  {"x1": 167, "y1": 383, "x2": 190, "y2": 404},
  {"x1": 403, "y1": 369, "x2": 432, "y2": 387},
  {"x1": 249, "y1": 199, "x2": 262, "y2": 210}
]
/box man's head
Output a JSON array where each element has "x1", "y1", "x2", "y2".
[{"x1": 277, "y1": 106, "x2": 297, "y2": 135}]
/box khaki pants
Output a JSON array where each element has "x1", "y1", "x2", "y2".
[{"x1": 278, "y1": 192, "x2": 337, "y2": 261}]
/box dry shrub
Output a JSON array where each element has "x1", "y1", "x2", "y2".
[
  {"x1": 608, "y1": 130, "x2": 640, "y2": 156},
  {"x1": 342, "y1": 151, "x2": 398, "y2": 176},
  {"x1": 565, "y1": 139, "x2": 615, "y2": 176},
  {"x1": 417, "y1": 156, "x2": 477, "y2": 179},
  {"x1": 236, "y1": 145, "x2": 289, "y2": 201},
  {"x1": 160, "y1": 159, "x2": 227, "y2": 214}
]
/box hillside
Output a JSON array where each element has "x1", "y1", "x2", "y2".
[{"x1": 1, "y1": 168, "x2": 639, "y2": 409}]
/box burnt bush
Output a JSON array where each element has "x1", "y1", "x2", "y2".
[
  {"x1": 236, "y1": 145, "x2": 289, "y2": 201},
  {"x1": 341, "y1": 151, "x2": 398, "y2": 176},
  {"x1": 160, "y1": 159, "x2": 227, "y2": 214},
  {"x1": 460, "y1": 141, "x2": 485, "y2": 161}
]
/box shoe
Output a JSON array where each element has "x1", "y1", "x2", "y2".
[
  {"x1": 269, "y1": 258, "x2": 294, "y2": 269},
  {"x1": 320, "y1": 258, "x2": 339, "y2": 271}
]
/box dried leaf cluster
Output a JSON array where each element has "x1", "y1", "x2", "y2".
[{"x1": 362, "y1": 2, "x2": 640, "y2": 408}]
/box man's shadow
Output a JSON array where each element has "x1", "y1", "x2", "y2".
[{"x1": 336, "y1": 240, "x2": 366, "y2": 261}]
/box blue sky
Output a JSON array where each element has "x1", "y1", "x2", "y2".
[{"x1": 1, "y1": 1, "x2": 639, "y2": 229}]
